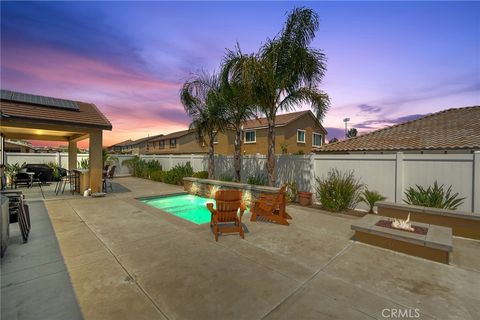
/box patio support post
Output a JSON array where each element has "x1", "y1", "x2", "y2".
[
  {"x1": 68, "y1": 141, "x2": 77, "y2": 170},
  {"x1": 89, "y1": 130, "x2": 103, "y2": 192}
]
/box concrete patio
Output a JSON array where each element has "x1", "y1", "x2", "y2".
[{"x1": 3, "y1": 177, "x2": 480, "y2": 319}]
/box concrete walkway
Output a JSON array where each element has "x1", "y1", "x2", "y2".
[
  {"x1": 6, "y1": 177, "x2": 480, "y2": 319},
  {"x1": 1, "y1": 200, "x2": 82, "y2": 320}
]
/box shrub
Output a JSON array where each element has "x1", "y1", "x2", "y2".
[
  {"x1": 123, "y1": 156, "x2": 142, "y2": 176},
  {"x1": 46, "y1": 162, "x2": 62, "y2": 181},
  {"x1": 359, "y1": 189, "x2": 386, "y2": 213},
  {"x1": 285, "y1": 181, "x2": 298, "y2": 203},
  {"x1": 314, "y1": 168, "x2": 364, "y2": 212},
  {"x1": 219, "y1": 174, "x2": 234, "y2": 182},
  {"x1": 144, "y1": 160, "x2": 162, "y2": 178},
  {"x1": 192, "y1": 171, "x2": 209, "y2": 179},
  {"x1": 150, "y1": 170, "x2": 164, "y2": 182},
  {"x1": 247, "y1": 174, "x2": 267, "y2": 186},
  {"x1": 404, "y1": 181, "x2": 465, "y2": 210},
  {"x1": 123, "y1": 156, "x2": 161, "y2": 178},
  {"x1": 293, "y1": 150, "x2": 305, "y2": 155},
  {"x1": 78, "y1": 158, "x2": 89, "y2": 169},
  {"x1": 162, "y1": 162, "x2": 193, "y2": 185},
  {"x1": 4, "y1": 162, "x2": 26, "y2": 187}
]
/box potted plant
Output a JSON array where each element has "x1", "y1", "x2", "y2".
[
  {"x1": 285, "y1": 181, "x2": 298, "y2": 203},
  {"x1": 297, "y1": 190, "x2": 313, "y2": 206},
  {"x1": 4, "y1": 162, "x2": 26, "y2": 188}
]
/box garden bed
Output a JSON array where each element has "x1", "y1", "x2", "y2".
[
  {"x1": 376, "y1": 201, "x2": 480, "y2": 240},
  {"x1": 310, "y1": 204, "x2": 367, "y2": 218}
]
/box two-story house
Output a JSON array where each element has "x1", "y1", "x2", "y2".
[
  {"x1": 214, "y1": 110, "x2": 327, "y2": 155},
  {"x1": 146, "y1": 110, "x2": 326, "y2": 155},
  {"x1": 108, "y1": 134, "x2": 164, "y2": 155},
  {"x1": 146, "y1": 130, "x2": 207, "y2": 154}
]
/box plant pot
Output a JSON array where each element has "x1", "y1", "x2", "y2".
[{"x1": 298, "y1": 191, "x2": 312, "y2": 206}]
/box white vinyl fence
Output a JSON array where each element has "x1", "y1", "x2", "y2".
[
  {"x1": 5, "y1": 151, "x2": 479, "y2": 213},
  {"x1": 4, "y1": 152, "x2": 89, "y2": 170}
]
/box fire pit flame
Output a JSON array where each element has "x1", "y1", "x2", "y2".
[{"x1": 391, "y1": 213, "x2": 414, "y2": 232}]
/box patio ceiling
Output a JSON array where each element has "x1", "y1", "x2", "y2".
[{"x1": 0, "y1": 125, "x2": 89, "y2": 142}]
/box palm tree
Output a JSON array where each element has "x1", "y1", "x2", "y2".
[
  {"x1": 221, "y1": 45, "x2": 256, "y2": 182},
  {"x1": 180, "y1": 72, "x2": 225, "y2": 179},
  {"x1": 347, "y1": 128, "x2": 358, "y2": 138},
  {"x1": 227, "y1": 7, "x2": 330, "y2": 186}
]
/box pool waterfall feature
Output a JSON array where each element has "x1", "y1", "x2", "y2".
[{"x1": 183, "y1": 177, "x2": 281, "y2": 207}]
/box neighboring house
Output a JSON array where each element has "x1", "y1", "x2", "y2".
[
  {"x1": 319, "y1": 106, "x2": 480, "y2": 154},
  {"x1": 146, "y1": 110, "x2": 327, "y2": 155},
  {"x1": 146, "y1": 130, "x2": 207, "y2": 154},
  {"x1": 108, "y1": 139, "x2": 135, "y2": 154},
  {"x1": 108, "y1": 134, "x2": 164, "y2": 155},
  {"x1": 216, "y1": 110, "x2": 327, "y2": 155},
  {"x1": 4, "y1": 139, "x2": 36, "y2": 153}
]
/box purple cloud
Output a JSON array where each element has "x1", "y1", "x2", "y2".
[
  {"x1": 358, "y1": 104, "x2": 382, "y2": 114},
  {"x1": 354, "y1": 113, "x2": 426, "y2": 129}
]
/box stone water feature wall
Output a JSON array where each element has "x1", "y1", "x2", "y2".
[{"x1": 183, "y1": 177, "x2": 280, "y2": 206}]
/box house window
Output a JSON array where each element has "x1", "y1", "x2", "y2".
[
  {"x1": 244, "y1": 130, "x2": 256, "y2": 143},
  {"x1": 312, "y1": 133, "x2": 322, "y2": 147},
  {"x1": 159, "y1": 140, "x2": 165, "y2": 149},
  {"x1": 297, "y1": 130, "x2": 306, "y2": 143},
  {"x1": 170, "y1": 139, "x2": 176, "y2": 148}
]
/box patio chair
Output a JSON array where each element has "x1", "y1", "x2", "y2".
[
  {"x1": 55, "y1": 170, "x2": 70, "y2": 195},
  {"x1": 250, "y1": 183, "x2": 291, "y2": 226},
  {"x1": 102, "y1": 165, "x2": 116, "y2": 193},
  {"x1": 30, "y1": 172, "x2": 45, "y2": 199},
  {"x1": 62, "y1": 170, "x2": 80, "y2": 195},
  {"x1": 3, "y1": 191, "x2": 30, "y2": 242},
  {"x1": 206, "y1": 189, "x2": 246, "y2": 241},
  {"x1": 14, "y1": 172, "x2": 31, "y2": 188}
]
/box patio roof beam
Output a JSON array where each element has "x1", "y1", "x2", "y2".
[
  {"x1": 0, "y1": 132, "x2": 70, "y2": 141},
  {"x1": 69, "y1": 133, "x2": 89, "y2": 143}
]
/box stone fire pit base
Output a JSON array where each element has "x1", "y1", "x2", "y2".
[{"x1": 351, "y1": 215, "x2": 452, "y2": 264}]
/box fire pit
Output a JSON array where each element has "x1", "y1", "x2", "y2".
[
  {"x1": 375, "y1": 220, "x2": 428, "y2": 235},
  {"x1": 351, "y1": 215, "x2": 452, "y2": 264}
]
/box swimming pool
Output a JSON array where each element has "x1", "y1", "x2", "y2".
[{"x1": 140, "y1": 193, "x2": 216, "y2": 224}]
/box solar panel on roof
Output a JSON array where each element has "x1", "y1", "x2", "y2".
[{"x1": 0, "y1": 89, "x2": 80, "y2": 111}]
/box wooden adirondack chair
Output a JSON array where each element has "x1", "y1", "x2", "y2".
[
  {"x1": 206, "y1": 190, "x2": 246, "y2": 241},
  {"x1": 250, "y1": 183, "x2": 292, "y2": 226}
]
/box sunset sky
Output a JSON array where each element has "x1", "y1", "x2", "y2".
[{"x1": 1, "y1": 1, "x2": 479, "y2": 148}]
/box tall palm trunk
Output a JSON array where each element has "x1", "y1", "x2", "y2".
[
  {"x1": 234, "y1": 129, "x2": 242, "y2": 182},
  {"x1": 208, "y1": 138, "x2": 215, "y2": 179},
  {"x1": 266, "y1": 117, "x2": 276, "y2": 186}
]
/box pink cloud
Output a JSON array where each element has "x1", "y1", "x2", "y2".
[{"x1": 2, "y1": 41, "x2": 191, "y2": 147}]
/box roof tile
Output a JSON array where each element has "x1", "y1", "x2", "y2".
[{"x1": 320, "y1": 106, "x2": 480, "y2": 152}]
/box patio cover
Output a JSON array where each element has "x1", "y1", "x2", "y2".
[{"x1": 0, "y1": 90, "x2": 112, "y2": 192}]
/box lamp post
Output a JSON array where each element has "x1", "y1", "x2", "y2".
[{"x1": 343, "y1": 118, "x2": 350, "y2": 139}]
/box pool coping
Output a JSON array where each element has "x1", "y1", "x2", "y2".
[{"x1": 135, "y1": 192, "x2": 189, "y2": 201}]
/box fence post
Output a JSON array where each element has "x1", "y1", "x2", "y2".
[
  {"x1": 169, "y1": 154, "x2": 173, "y2": 170},
  {"x1": 310, "y1": 154, "x2": 315, "y2": 194},
  {"x1": 474, "y1": 151, "x2": 480, "y2": 213},
  {"x1": 395, "y1": 152, "x2": 404, "y2": 203}
]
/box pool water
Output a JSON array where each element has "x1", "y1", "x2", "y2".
[{"x1": 141, "y1": 194, "x2": 216, "y2": 225}]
